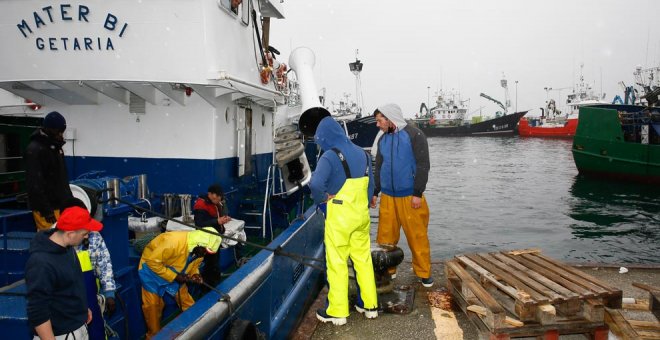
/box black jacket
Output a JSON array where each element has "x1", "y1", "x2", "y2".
[
  {"x1": 24, "y1": 129, "x2": 73, "y2": 215},
  {"x1": 25, "y1": 230, "x2": 88, "y2": 335}
]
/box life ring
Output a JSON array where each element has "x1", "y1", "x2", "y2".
[
  {"x1": 275, "y1": 63, "x2": 288, "y2": 90},
  {"x1": 260, "y1": 51, "x2": 274, "y2": 84}
]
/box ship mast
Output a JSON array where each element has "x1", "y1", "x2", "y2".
[{"x1": 348, "y1": 49, "x2": 364, "y2": 118}]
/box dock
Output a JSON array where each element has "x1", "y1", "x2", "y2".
[{"x1": 293, "y1": 255, "x2": 660, "y2": 340}]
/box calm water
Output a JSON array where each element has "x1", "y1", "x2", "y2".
[{"x1": 376, "y1": 136, "x2": 660, "y2": 264}]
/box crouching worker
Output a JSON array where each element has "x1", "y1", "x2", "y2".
[
  {"x1": 138, "y1": 227, "x2": 222, "y2": 338},
  {"x1": 304, "y1": 113, "x2": 379, "y2": 326}
]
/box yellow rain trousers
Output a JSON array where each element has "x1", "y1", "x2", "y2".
[
  {"x1": 325, "y1": 175, "x2": 378, "y2": 317},
  {"x1": 138, "y1": 231, "x2": 207, "y2": 339},
  {"x1": 376, "y1": 194, "x2": 431, "y2": 278}
]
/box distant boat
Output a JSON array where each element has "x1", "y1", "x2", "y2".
[
  {"x1": 411, "y1": 80, "x2": 527, "y2": 137},
  {"x1": 572, "y1": 104, "x2": 660, "y2": 184},
  {"x1": 519, "y1": 63, "x2": 607, "y2": 138},
  {"x1": 414, "y1": 111, "x2": 528, "y2": 137}
]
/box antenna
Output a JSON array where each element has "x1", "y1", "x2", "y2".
[{"x1": 348, "y1": 49, "x2": 364, "y2": 117}]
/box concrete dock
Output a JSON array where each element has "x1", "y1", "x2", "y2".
[{"x1": 292, "y1": 261, "x2": 660, "y2": 340}]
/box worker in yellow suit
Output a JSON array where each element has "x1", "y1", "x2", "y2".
[
  {"x1": 138, "y1": 227, "x2": 222, "y2": 338},
  {"x1": 305, "y1": 113, "x2": 378, "y2": 326}
]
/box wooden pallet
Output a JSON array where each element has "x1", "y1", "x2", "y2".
[
  {"x1": 445, "y1": 249, "x2": 622, "y2": 339},
  {"x1": 606, "y1": 283, "x2": 660, "y2": 340}
]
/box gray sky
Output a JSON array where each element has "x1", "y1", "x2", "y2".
[{"x1": 272, "y1": 0, "x2": 660, "y2": 118}]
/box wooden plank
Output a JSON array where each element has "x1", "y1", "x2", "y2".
[
  {"x1": 582, "y1": 298, "x2": 605, "y2": 322},
  {"x1": 446, "y1": 260, "x2": 506, "y2": 329},
  {"x1": 605, "y1": 307, "x2": 640, "y2": 340},
  {"x1": 623, "y1": 298, "x2": 650, "y2": 311},
  {"x1": 500, "y1": 253, "x2": 580, "y2": 299},
  {"x1": 506, "y1": 248, "x2": 542, "y2": 256},
  {"x1": 482, "y1": 253, "x2": 565, "y2": 302},
  {"x1": 633, "y1": 282, "x2": 660, "y2": 292},
  {"x1": 536, "y1": 304, "x2": 557, "y2": 325},
  {"x1": 555, "y1": 298, "x2": 583, "y2": 317},
  {"x1": 629, "y1": 319, "x2": 660, "y2": 328},
  {"x1": 533, "y1": 253, "x2": 619, "y2": 293},
  {"x1": 508, "y1": 254, "x2": 594, "y2": 297},
  {"x1": 636, "y1": 331, "x2": 660, "y2": 340},
  {"x1": 468, "y1": 305, "x2": 524, "y2": 327},
  {"x1": 483, "y1": 284, "x2": 538, "y2": 322},
  {"x1": 520, "y1": 253, "x2": 610, "y2": 296},
  {"x1": 494, "y1": 252, "x2": 577, "y2": 301},
  {"x1": 456, "y1": 255, "x2": 533, "y2": 304},
  {"x1": 466, "y1": 253, "x2": 549, "y2": 303},
  {"x1": 448, "y1": 277, "x2": 503, "y2": 334}
]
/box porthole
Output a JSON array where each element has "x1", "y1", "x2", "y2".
[
  {"x1": 261, "y1": 113, "x2": 265, "y2": 126},
  {"x1": 225, "y1": 107, "x2": 230, "y2": 123}
]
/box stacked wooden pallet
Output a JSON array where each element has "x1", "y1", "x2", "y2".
[
  {"x1": 445, "y1": 249, "x2": 621, "y2": 339},
  {"x1": 606, "y1": 282, "x2": 660, "y2": 340}
]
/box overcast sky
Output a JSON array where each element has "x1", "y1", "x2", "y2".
[{"x1": 272, "y1": 0, "x2": 660, "y2": 118}]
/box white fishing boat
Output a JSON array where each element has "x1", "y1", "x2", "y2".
[{"x1": 0, "y1": 1, "x2": 328, "y2": 339}]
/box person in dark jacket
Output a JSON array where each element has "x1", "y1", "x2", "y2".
[
  {"x1": 370, "y1": 104, "x2": 434, "y2": 287},
  {"x1": 193, "y1": 184, "x2": 230, "y2": 287},
  {"x1": 24, "y1": 111, "x2": 73, "y2": 230},
  {"x1": 308, "y1": 116, "x2": 378, "y2": 325},
  {"x1": 25, "y1": 205, "x2": 104, "y2": 339}
]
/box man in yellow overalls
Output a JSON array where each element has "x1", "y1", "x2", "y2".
[
  {"x1": 306, "y1": 115, "x2": 379, "y2": 326},
  {"x1": 138, "y1": 227, "x2": 222, "y2": 338}
]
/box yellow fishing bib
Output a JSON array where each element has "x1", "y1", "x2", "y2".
[{"x1": 323, "y1": 149, "x2": 377, "y2": 317}]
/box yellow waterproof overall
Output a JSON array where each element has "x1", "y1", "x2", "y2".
[
  {"x1": 376, "y1": 194, "x2": 431, "y2": 278},
  {"x1": 324, "y1": 150, "x2": 378, "y2": 317}
]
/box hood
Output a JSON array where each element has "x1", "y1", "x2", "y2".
[
  {"x1": 377, "y1": 103, "x2": 407, "y2": 130},
  {"x1": 29, "y1": 230, "x2": 66, "y2": 255},
  {"x1": 314, "y1": 116, "x2": 351, "y2": 151},
  {"x1": 187, "y1": 227, "x2": 222, "y2": 254}
]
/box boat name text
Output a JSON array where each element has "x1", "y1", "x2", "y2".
[{"x1": 16, "y1": 4, "x2": 128, "y2": 51}]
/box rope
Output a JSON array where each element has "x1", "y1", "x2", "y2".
[{"x1": 107, "y1": 197, "x2": 326, "y2": 272}]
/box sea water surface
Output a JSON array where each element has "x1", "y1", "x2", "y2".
[{"x1": 377, "y1": 136, "x2": 660, "y2": 264}]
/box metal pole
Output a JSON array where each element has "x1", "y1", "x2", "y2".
[
  {"x1": 427, "y1": 86, "x2": 430, "y2": 112},
  {"x1": 515, "y1": 81, "x2": 518, "y2": 113}
]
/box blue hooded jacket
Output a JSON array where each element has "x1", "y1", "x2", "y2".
[{"x1": 309, "y1": 116, "x2": 374, "y2": 204}]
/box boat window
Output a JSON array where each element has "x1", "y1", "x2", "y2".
[{"x1": 218, "y1": 0, "x2": 241, "y2": 16}]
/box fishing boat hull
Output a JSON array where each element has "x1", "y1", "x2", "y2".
[
  {"x1": 572, "y1": 105, "x2": 660, "y2": 184},
  {"x1": 342, "y1": 115, "x2": 380, "y2": 149},
  {"x1": 418, "y1": 111, "x2": 527, "y2": 137},
  {"x1": 518, "y1": 117, "x2": 578, "y2": 138}
]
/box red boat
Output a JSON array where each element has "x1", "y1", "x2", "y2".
[{"x1": 518, "y1": 117, "x2": 578, "y2": 138}]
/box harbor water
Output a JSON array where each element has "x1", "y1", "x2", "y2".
[{"x1": 378, "y1": 136, "x2": 660, "y2": 265}]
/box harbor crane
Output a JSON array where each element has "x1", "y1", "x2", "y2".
[{"x1": 479, "y1": 93, "x2": 507, "y2": 114}]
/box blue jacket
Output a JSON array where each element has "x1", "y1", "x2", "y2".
[
  {"x1": 374, "y1": 124, "x2": 430, "y2": 197},
  {"x1": 309, "y1": 117, "x2": 374, "y2": 204}
]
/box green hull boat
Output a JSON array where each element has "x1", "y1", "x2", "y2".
[{"x1": 572, "y1": 105, "x2": 660, "y2": 184}]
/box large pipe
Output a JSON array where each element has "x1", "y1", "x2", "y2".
[{"x1": 288, "y1": 47, "x2": 330, "y2": 137}]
